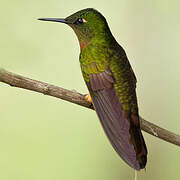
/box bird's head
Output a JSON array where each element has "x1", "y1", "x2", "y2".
[{"x1": 38, "y1": 8, "x2": 111, "y2": 50}]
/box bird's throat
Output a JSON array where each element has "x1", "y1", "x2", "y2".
[
  {"x1": 80, "y1": 41, "x2": 89, "y2": 50},
  {"x1": 70, "y1": 26, "x2": 91, "y2": 51}
]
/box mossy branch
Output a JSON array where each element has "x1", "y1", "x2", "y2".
[{"x1": 0, "y1": 68, "x2": 180, "y2": 146}]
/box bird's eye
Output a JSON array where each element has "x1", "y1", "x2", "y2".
[{"x1": 75, "y1": 18, "x2": 84, "y2": 24}]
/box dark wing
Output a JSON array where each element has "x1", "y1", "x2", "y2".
[{"x1": 86, "y1": 69, "x2": 147, "y2": 170}]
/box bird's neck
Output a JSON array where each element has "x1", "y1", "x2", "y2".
[
  {"x1": 73, "y1": 28, "x2": 115, "y2": 51},
  {"x1": 79, "y1": 41, "x2": 89, "y2": 50},
  {"x1": 79, "y1": 33, "x2": 116, "y2": 52}
]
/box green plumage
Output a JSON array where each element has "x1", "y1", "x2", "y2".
[
  {"x1": 80, "y1": 38, "x2": 138, "y2": 112},
  {"x1": 39, "y1": 8, "x2": 147, "y2": 170}
]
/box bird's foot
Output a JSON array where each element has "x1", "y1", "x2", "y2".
[{"x1": 85, "y1": 93, "x2": 92, "y2": 104}]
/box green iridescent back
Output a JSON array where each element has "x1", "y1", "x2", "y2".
[{"x1": 80, "y1": 38, "x2": 138, "y2": 113}]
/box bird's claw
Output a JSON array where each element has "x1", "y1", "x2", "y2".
[{"x1": 85, "y1": 93, "x2": 92, "y2": 104}]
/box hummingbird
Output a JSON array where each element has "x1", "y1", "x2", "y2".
[{"x1": 38, "y1": 8, "x2": 147, "y2": 170}]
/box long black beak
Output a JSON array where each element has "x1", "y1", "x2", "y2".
[{"x1": 38, "y1": 18, "x2": 68, "y2": 24}]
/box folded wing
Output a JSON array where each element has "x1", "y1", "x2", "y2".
[{"x1": 86, "y1": 69, "x2": 147, "y2": 170}]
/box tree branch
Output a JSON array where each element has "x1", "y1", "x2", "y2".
[{"x1": 0, "y1": 68, "x2": 180, "y2": 146}]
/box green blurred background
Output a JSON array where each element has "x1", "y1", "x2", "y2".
[{"x1": 0, "y1": 0, "x2": 180, "y2": 179}]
